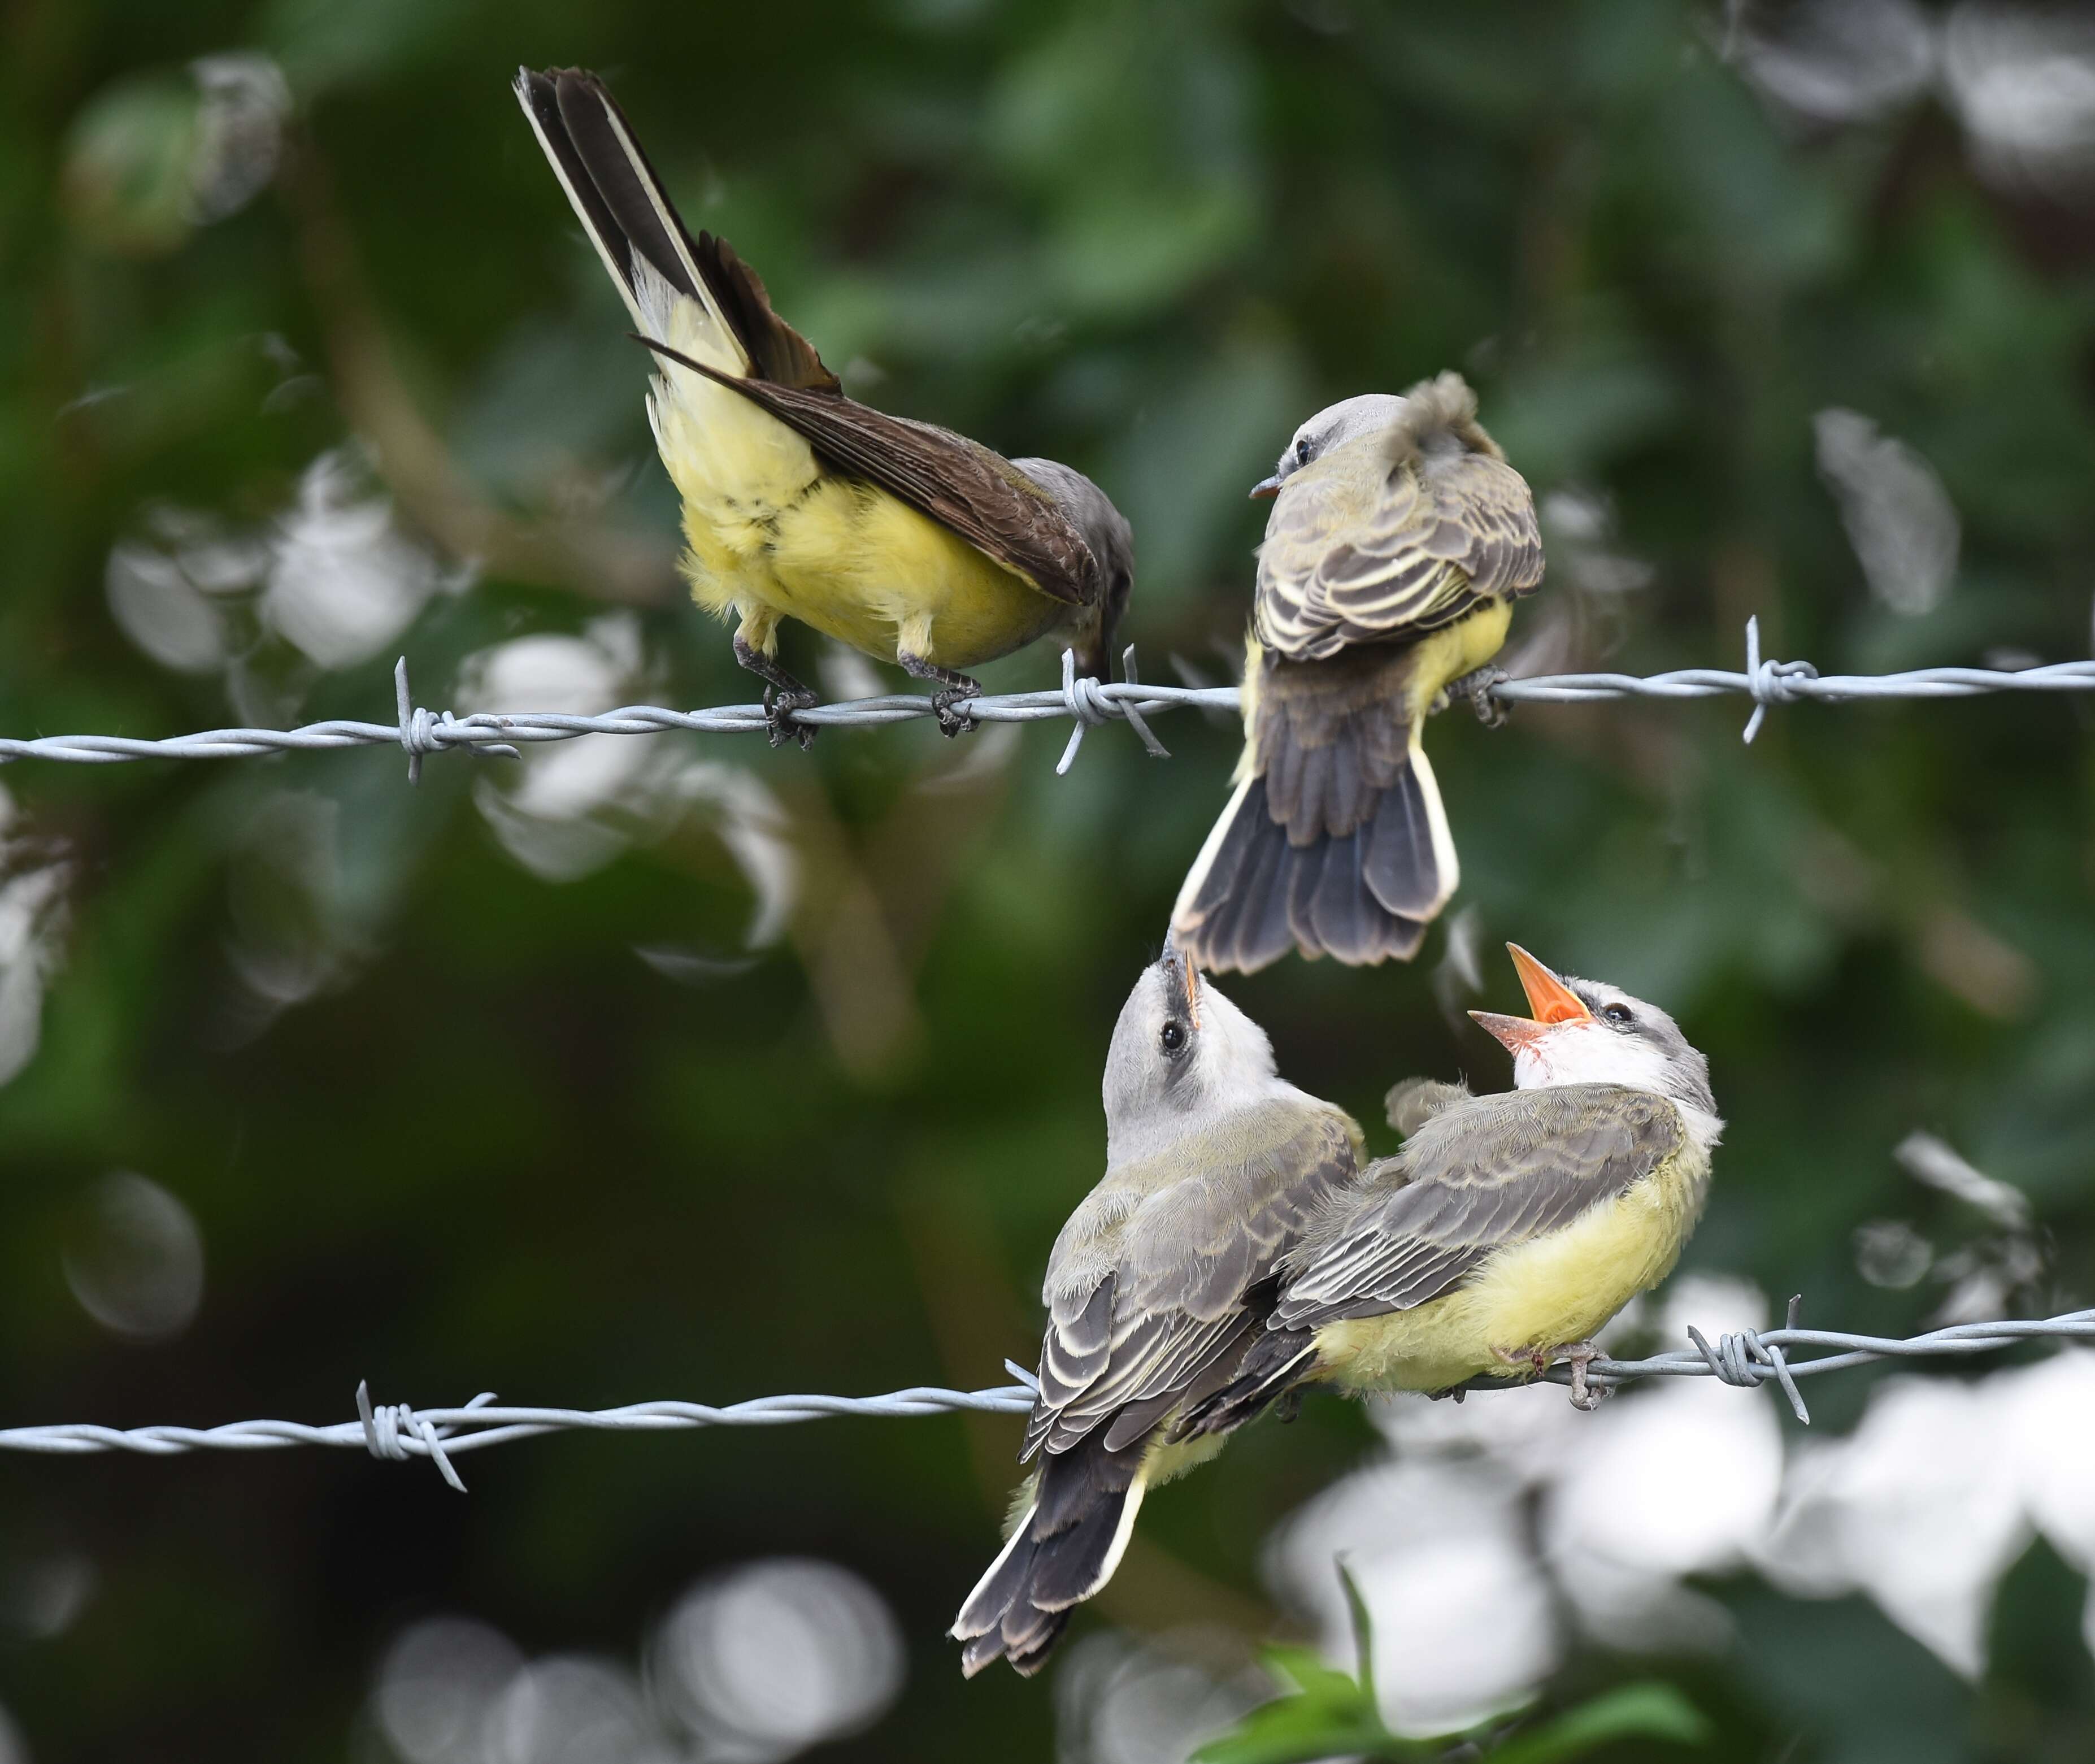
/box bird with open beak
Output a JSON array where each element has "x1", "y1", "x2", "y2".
[
  {"x1": 1171, "y1": 376, "x2": 1542, "y2": 971},
  {"x1": 1177, "y1": 944, "x2": 1722, "y2": 1431},
  {"x1": 951, "y1": 945, "x2": 1361, "y2": 1676}
]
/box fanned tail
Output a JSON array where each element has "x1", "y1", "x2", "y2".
[
  {"x1": 950, "y1": 1435, "x2": 1146, "y2": 1678},
  {"x1": 1170, "y1": 738, "x2": 1450, "y2": 974}
]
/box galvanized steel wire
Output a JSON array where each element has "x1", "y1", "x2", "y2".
[
  {"x1": 4, "y1": 622, "x2": 2093, "y2": 781},
  {"x1": 3, "y1": 1310, "x2": 2089, "y2": 1489}
]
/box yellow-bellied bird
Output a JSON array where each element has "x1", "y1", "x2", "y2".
[
  {"x1": 1171, "y1": 377, "x2": 1542, "y2": 970},
  {"x1": 1180, "y1": 944, "x2": 1720, "y2": 1430},
  {"x1": 514, "y1": 69, "x2": 1135, "y2": 745},
  {"x1": 952, "y1": 948, "x2": 1359, "y2": 1676}
]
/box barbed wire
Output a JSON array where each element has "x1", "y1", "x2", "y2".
[
  {"x1": 3, "y1": 621, "x2": 2092, "y2": 783},
  {"x1": 3, "y1": 1306, "x2": 2087, "y2": 1489}
]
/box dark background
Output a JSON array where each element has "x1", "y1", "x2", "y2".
[{"x1": 2, "y1": 0, "x2": 2093, "y2": 1759}]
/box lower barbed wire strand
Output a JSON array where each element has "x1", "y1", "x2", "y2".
[
  {"x1": 5, "y1": 622, "x2": 2095, "y2": 773},
  {"x1": 2, "y1": 1310, "x2": 2092, "y2": 1481}
]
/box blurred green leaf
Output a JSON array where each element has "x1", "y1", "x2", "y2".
[
  {"x1": 60, "y1": 73, "x2": 201, "y2": 256},
  {"x1": 1488, "y1": 1684, "x2": 1714, "y2": 1764}
]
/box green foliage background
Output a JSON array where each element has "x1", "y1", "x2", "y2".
[{"x1": 1, "y1": 0, "x2": 2092, "y2": 1758}]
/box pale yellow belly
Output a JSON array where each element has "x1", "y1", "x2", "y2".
[
  {"x1": 656, "y1": 371, "x2": 1061, "y2": 670},
  {"x1": 1399, "y1": 598, "x2": 1514, "y2": 722},
  {"x1": 1316, "y1": 1145, "x2": 1710, "y2": 1394}
]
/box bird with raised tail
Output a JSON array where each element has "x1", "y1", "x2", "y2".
[
  {"x1": 1171, "y1": 377, "x2": 1542, "y2": 970},
  {"x1": 951, "y1": 948, "x2": 1360, "y2": 1676},
  {"x1": 1179, "y1": 944, "x2": 1721, "y2": 1433},
  {"x1": 514, "y1": 68, "x2": 1135, "y2": 745}
]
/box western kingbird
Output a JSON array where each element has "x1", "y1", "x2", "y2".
[
  {"x1": 514, "y1": 68, "x2": 1135, "y2": 745},
  {"x1": 1180, "y1": 944, "x2": 1720, "y2": 1430},
  {"x1": 952, "y1": 947, "x2": 1359, "y2": 1676},
  {"x1": 1171, "y1": 377, "x2": 1542, "y2": 970}
]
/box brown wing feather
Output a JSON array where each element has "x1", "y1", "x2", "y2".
[
  {"x1": 1275, "y1": 1085, "x2": 1682, "y2": 1328},
  {"x1": 1022, "y1": 1110, "x2": 1358, "y2": 1460},
  {"x1": 637, "y1": 339, "x2": 1096, "y2": 608},
  {"x1": 688, "y1": 230, "x2": 840, "y2": 392}
]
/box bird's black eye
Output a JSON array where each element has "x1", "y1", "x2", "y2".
[
  {"x1": 1602, "y1": 1002, "x2": 1633, "y2": 1027},
  {"x1": 1293, "y1": 439, "x2": 1310, "y2": 466},
  {"x1": 1160, "y1": 1020, "x2": 1187, "y2": 1055}
]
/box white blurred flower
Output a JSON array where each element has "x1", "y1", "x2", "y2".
[
  {"x1": 1733, "y1": 0, "x2": 1937, "y2": 124},
  {"x1": 1053, "y1": 1630, "x2": 1266, "y2": 1764},
  {"x1": 486, "y1": 1657, "x2": 672, "y2": 1764},
  {"x1": 0, "y1": 788, "x2": 70, "y2": 1089},
  {"x1": 1756, "y1": 1376, "x2": 2030, "y2": 1675},
  {"x1": 1854, "y1": 1219, "x2": 1933, "y2": 1289},
  {"x1": 375, "y1": 1618, "x2": 524, "y2": 1764},
  {"x1": 1267, "y1": 1457, "x2": 1557, "y2": 1735},
  {"x1": 459, "y1": 622, "x2": 799, "y2": 944},
  {"x1": 647, "y1": 1558, "x2": 903, "y2": 1761},
  {"x1": 1814, "y1": 409, "x2": 1961, "y2": 616},
  {"x1": 188, "y1": 53, "x2": 290, "y2": 223},
  {"x1": 105, "y1": 503, "x2": 269, "y2": 674},
  {"x1": 0, "y1": 1553, "x2": 95, "y2": 1641},
  {"x1": 265, "y1": 451, "x2": 462, "y2": 670},
  {"x1": 1894, "y1": 1132, "x2": 2032, "y2": 1229},
  {"x1": 1944, "y1": 4, "x2": 2095, "y2": 199},
  {"x1": 61, "y1": 1172, "x2": 205, "y2": 1342}
]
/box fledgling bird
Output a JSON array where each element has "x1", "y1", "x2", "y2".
[
  {"x1": 514, "y1": 68, "x2": 1135, "y2": 745},
  {"x1": 1179, "y1": 944, "x2": 1721, "y2": 1432},
  {"x1": 951, "y1": 948, "x2": 1360, "y2": 1677},
  {"x1": 1171, "y1": 377, "x2": 1543, "y2": 971}
]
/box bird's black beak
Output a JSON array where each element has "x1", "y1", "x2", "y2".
[
  {"x1": 1074, "y1": 595, "x2": 1121, "y2": 684},
  {"x1": 1249, "y1": 474, "x2": 1283, "y2": 501},
  {"x1": 1159, "y1": 939, "x2": 1201, "y2": 1028}
]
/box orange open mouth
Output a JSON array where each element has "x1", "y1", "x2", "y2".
[{"x1": 1468, "y1": 943, "x2": 1588, "y2": 1053}]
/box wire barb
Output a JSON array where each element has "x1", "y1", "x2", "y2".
[
  {"x1": 5, "y1": 622, "x2": 2090, "y2": 776},
  {"x1": 393, "y1": 657, "x2": 522, "y2": 784},
  {"x1": 3, "y1": 1309, "x2": 2090, "y2": 1478},
  {"x1": 1740, "y1": 615, "x2": 1819, "y2": 744}
]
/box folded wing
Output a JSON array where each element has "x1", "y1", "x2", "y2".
[{"x1": 1276, "y1": 1085, "x2": 1681, "y2": 1328}]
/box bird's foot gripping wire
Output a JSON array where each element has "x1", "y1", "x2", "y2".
[
  {"x1": 1550, "y1": 1340, "x2": 1606, "y2": 1411},
  {"x1": 896, "y1": 653, "x2": 983, "y2": 737},
  {"x1": 1439, "y1": 665, "x2": 1511, "y2": 729},
  {"x1": 732, "y1": 636, "x2": 818, "y2": 750}
]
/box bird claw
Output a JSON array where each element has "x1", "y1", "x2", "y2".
[
  {"x1": 1445, "y1": 666, "x2": 1510, "y2": 729},
  {"x1": 762, "y1": 685, "x2": 818, "y2": 750},
  {"x1": 1554, "y1": 1341, "x2": 1606, "y2": 1411},
  {"x1": 930, "y1": 684, "x2": 980, "y2": 738}
]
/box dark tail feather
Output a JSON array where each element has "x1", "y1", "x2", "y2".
[
  {"x1": 1173, "y1": 768, "x2": 1436, "y2": 974},
  {"x1": 514, "y1": 68, "x2": 702, "y2": 312},
  {"x1": 952, "y1": 1436, "x2": 1143, "y2": 1678},
  {"x1": 1175, "y1": 1329, "x2": 1320, "y2": 1440}
]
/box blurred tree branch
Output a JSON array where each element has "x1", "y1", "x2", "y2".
[{"x1": 277, "y1": 130, "x2": 681, "y2": 607}]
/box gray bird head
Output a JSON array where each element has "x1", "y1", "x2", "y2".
[
  {"x1": 1468, "y1": 944, "x2": 1717, "y2": 1118},
  {"x1": 1102, "y1": 945, "x2": 1278, "y2": 1158},
  {"x1": 1250, "y1": 393, "x2": 1408, "y2": 499},
  {"x1": 1014, "y1": 458, "x2": 1136, "y2": 683}
]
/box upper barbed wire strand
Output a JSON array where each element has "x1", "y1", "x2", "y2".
[{"x1": 6, "y1": 623, "x2": 2094, "y2": 777}]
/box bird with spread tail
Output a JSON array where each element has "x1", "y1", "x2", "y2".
[
  {"x1": 1179, "y1": 944, "x2": 1721, "y2": 1433},
  {"x1": 514, "y1": 68, "x2": 1135, "y2": 746},
  {"x1": 951, "y1": 947, "x2": 1360, "y2": 1676},
  {"x1": 1171, "y1": 377, "x2": 1542, "y2": 971}
]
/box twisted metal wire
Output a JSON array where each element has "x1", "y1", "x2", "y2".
[
  {"x1": 4, "y1": 1312, "x2": 2089, "y2": 1488},
  {"x1": 4, "y1": 622, "x2": 2090, "y2": 780}
]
